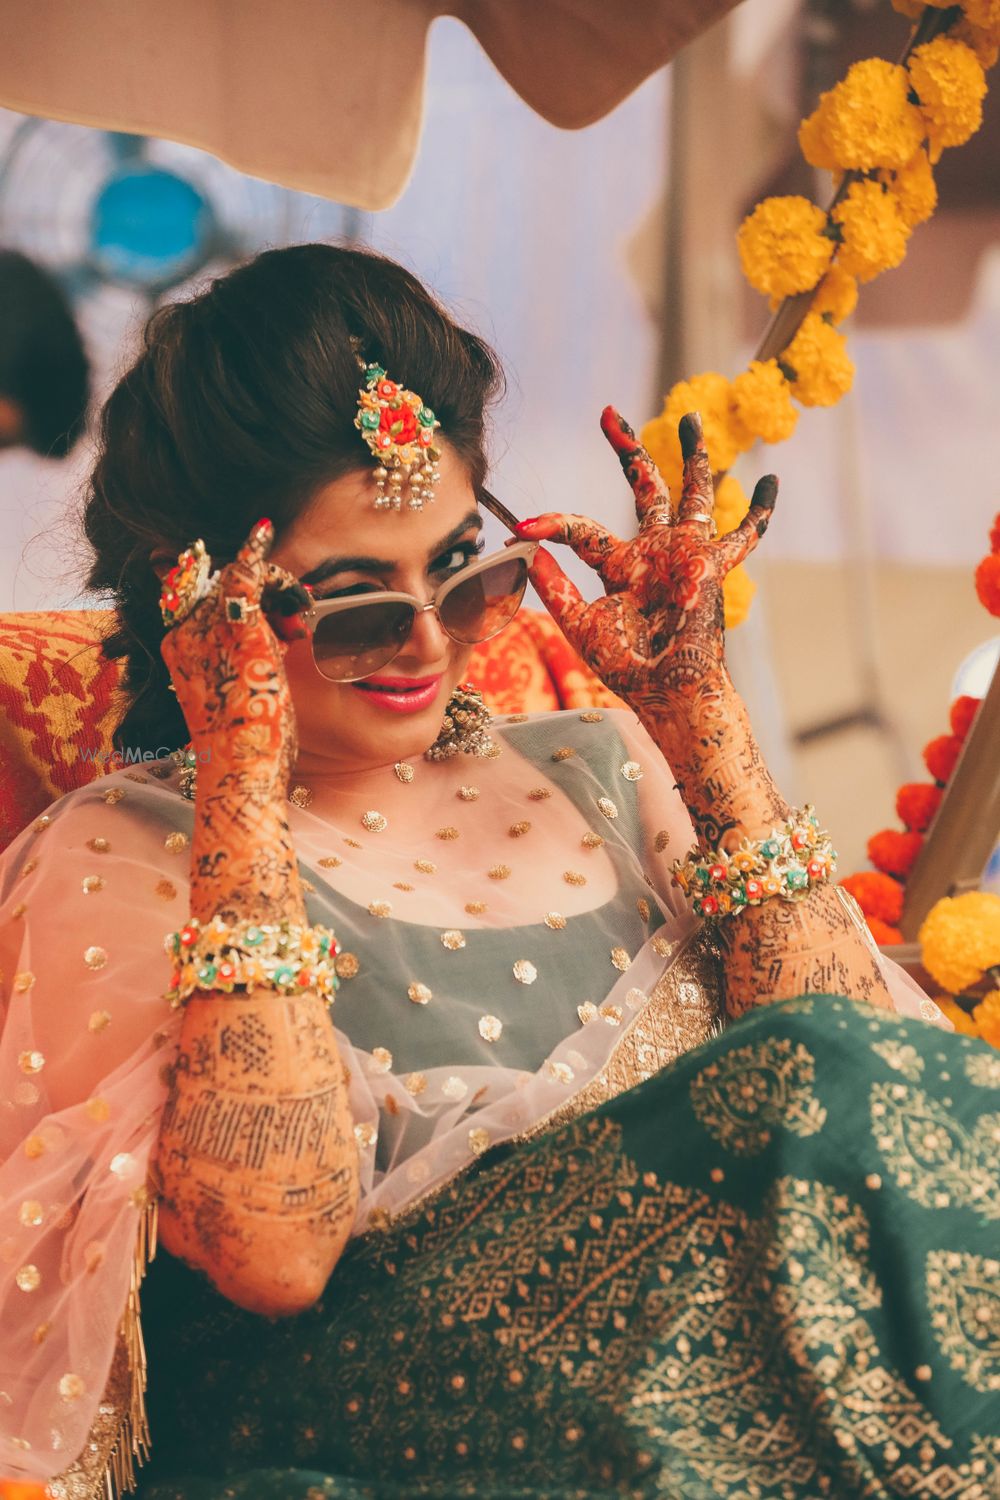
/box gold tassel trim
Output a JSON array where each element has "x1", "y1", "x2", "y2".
[{"x1": 98, "y1": 1190, "x2": 158, "y2": 1500}]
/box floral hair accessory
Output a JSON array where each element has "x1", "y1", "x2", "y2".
[
  {"x1": 671, "y1": 805, "x2": 837, "y2": 920},
  {"x1": 354, "y1": 354, "x2": 442, "y2": 511}
]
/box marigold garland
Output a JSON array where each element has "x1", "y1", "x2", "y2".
[
  {"x1": 843, "y1": 506, "x2": 1000, "y2": 1049},
  {"x1": 641, "y1": 0, "x2": 995, "y2": 630},
  {"x1": 917, "y1": 891, "x2": 1000, "y2": 992}
]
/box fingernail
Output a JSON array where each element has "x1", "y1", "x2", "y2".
[
  {"x1": 515, "y1": 518, "x2": 540, "y2": 535},
  {"x1": 752, "y1": 475, "x2": 779, "y2": 509},
  {"x1": 679, "y1": 412, "x2": 703, "y2": 459},
  {"x1": 254, "y1": 518, "x2": 273, "y2": 540}
]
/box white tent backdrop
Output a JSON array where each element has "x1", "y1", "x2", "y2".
[{"x1": 0, "y1": 14, "x2": 996, "y2": 616}]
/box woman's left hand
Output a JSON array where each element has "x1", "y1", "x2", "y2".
[{"x1": 515, "y1": 407, "x2": 776, "y2": 723}]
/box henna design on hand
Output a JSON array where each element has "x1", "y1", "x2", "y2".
[{"x1": 522, "y1": 407, "x2": 891, "y2": 1017}]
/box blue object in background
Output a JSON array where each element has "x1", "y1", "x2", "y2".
[{"x1": 90, "y1": 163, "x2": 215, "y2": 291}]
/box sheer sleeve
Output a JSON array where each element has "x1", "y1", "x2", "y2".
[{"x1": 0, "y1": 774, "x2": 185, "y2": 1485}]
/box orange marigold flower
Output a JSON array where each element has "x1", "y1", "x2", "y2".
[
  {"x1": 800, "y1": 58, "x2": 925, "y2": 173},
  {"x1": 730, "y1": 359, "x2": 799, "y2": 445},
  {"x1": 919, "y1": 891, "x2": 1000, "y2": 992},
  {"x1": 840, "y1": 871, "x2": 904, "y2": 925},
  {"x1": 923, "y1": 733, "x2": 963, "y2": 784},
  {"x1": 866, "y1": 916, "x2": 904, "y2": 946},
  {"x1": 780, "y1": 313, "x2": 855, "y2": 408},
  {"x1": 974, "y1": 989, "x2": 1000, "y2": 1048},
  {"x1": 953, "y1": 18, "x2": 1000, "y2": 73},
  {"x1": 880, "y1": 149, "x2": 938, "y2": 229},
  {"x1": 737, "y1": 196, "x2": 834, "y2": 300},
  {"x1": 975, "y1": 552, "x2": 1000, "y2": 615},
  {"x1": 867, "y1": 829, "x2": 924, "y2": 880},
  {"x1": 810, "y1": 264, "x2": 858, "y2": 325},
  {"x1": 950, "y1": 695, "x2": 982, "y2": 739},
  {"x1": 895, "y1": 782, "x2": 943, "y2": 834},
  {"x1": 908, "y1": 37, "x2": 987, "y2": 161},
  {"x1": 832, "y1": 180, "x2": 910, "y2": 283},
  {"x1": 933, "y1": 995, "x2": 981, "y2": 1038}
]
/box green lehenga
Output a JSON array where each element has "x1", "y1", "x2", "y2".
[{"x1": 135, "y1": 997, "x2": 1000, "y2": 1500}]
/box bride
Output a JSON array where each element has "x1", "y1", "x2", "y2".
[{"x1": 0, "y1": 242, "x2": 995, "y2": 1500}]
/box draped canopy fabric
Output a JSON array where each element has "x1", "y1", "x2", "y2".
[{"x1": 0, "y1": 0, "x2": 743, "y2": 209}]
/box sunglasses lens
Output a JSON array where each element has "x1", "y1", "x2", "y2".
[
  {"x1": 312, "y1": 600, "x2": 415, "y2": 681},
  {"x1": 440, "y1": 555, "x2": 529, "y2": 644}
]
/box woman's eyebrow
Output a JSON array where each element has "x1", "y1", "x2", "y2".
[{"x1": 298, "y1": 511, "x2": 483, "y2": 587}]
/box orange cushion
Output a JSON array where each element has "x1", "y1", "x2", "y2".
[{"x1": 0, "y1": 608, "x2": 620, "y2": 853}]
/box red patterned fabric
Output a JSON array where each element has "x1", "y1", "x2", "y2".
[{"x1": 0, "y1": 610, "x2": 621, "y2": 853}]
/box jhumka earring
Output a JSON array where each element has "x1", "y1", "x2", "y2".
[
  {"x1": 354, "y1": 348, "x2": 442, "y2": 512},
  {"x1": 424, "y1": 683, "x2": 497, "y2": 761}
]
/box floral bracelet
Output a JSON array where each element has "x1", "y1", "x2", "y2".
[
  {"x1": 671, "y1": 805, "x2": 837, "y2": 920},
  {"x1": 163, "y1": 914, "x2": 340, "y2": 1008}
]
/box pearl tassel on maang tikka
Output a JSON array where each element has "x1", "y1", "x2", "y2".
[{"x1": 352, "y1": 339, "x2": 442, "y2": 511}]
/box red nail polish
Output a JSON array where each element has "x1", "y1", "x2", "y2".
[{"x1": 515, "y1": 518, "x2": 540, "y2": 535}]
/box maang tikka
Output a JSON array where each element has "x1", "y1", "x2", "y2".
[{"x1": 353, "y1": 339, "x2": 442, "y2": 511}]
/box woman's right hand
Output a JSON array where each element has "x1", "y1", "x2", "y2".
[{"x1": 159, "y1": 517, "x2": 310, "y2": 801}]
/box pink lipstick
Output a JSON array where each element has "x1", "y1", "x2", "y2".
[{"x1": 351, "y1": 674, "x2": 444, "y2": 714}]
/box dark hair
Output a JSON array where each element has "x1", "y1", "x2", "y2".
[
  {"x1": 82, "y1": 242, "x2": 504, "y2": 756},
  {"x1": 0, "y1": 250, "x2": 90, "y2": 457}
]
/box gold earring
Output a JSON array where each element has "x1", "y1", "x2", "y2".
[{"x1": 424, "y1": 684, "x2": 497, "y2": 761}]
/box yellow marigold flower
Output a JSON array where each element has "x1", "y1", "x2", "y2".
[
  {"x1": 780, "y1": 313, "x2": 855, "y2": 408},
  {"x1": 974, "y1": 989, "x2": 1000, "y2": 1048},
  {"x1": 737, "y1": 196, "x2": 834, "y2": 300},
  {"x1": 797, "y1": 105, "x2": 840, "y2": 172},
  {"x1": 918, "y1": 890, "x2": 1000, "y2": 993},
  {"x1": 642, "y1": 371, "x2": 747, "y2": 494},
  {"x1": 730, "y1": 359, "x2": 798, "y2": 446},
  {"x1": 723, "y1": 564, "x2": 756, "y2": 630},
  {"x1": 713, "y1": 475, "x2": 751, "y2": 538},
  {"x1": 880, "y1": 148, "x2": 938, "y2": 229},
  {"x1": 954, "y1": 18, "x2": 1000, "y2": 70},
  {"x1": 832, "y1": 179, "x2": 910, "y2": 283},
  {"x1": 801, "y1": 58, "x2": 925, "y2": 173},
  {"x1": 810, "y1": 264, "x2": 858, "y2": 324},
  {"x1": 908, "y1": 37, "x2": 988, "y2": 161},
  {"x1": 934, "y1": 995, "x2": 981, "y2": 1038}
]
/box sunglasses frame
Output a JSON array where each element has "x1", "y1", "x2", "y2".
[{"x1": 300, "y1": 538, "x2": 539, "y2": 682}]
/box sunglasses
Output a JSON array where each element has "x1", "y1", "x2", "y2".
[{"x1": 300, "y1": 490, "x2": 537, "y2": 683}]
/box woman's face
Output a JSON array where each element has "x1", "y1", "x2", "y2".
[{"x1": 269, "y1": 446, "x2": 483, "y2": 776}]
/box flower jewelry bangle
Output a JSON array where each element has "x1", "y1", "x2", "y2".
[
  {"x1": 671, "y1": 805, "x2": 837, "y2": 920},
  {"x1": 163, "y1": 914, "x2": 341, "y2": 1008}
]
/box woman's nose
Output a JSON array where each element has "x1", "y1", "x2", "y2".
[{"x1": 406, "y1": 603, "x2": 451, "y2": 661}]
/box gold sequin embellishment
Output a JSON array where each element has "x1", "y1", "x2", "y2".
[
  {"x1": 408, "y1": 982, "x2": 432, "y2": 1006},
  {"x1": 163, "y1": 833, "x2": 187, "y2": 854},
  {"x1": 84, "y1": 946, "x2": 108, "y2": 970},
  {"x1": 361, "y1": 811, "x2": 388, "y2": 833},
  {"x1": 415, "y1": 859, "x2": 437, "y2": 874},
  {"x1": 527, "y1": 788, "x2": 551, "y2": 801},
  {"x1": 513, "y1": 960, "x2": 537, "y2": 985},
  {"x1": 563, "y1": 871, "x2": 587, "y2": 886},
  {"x1": 318, "y1": 856, "x2": 342, "y2": 869},
  {"x1": 468, "y1": 1127, "x2": 490, "y2": 1155},
  {"x1": 335, "y1": 953, "x2": 360, "y2": 979},
  {"x1": 544, "y1": 912, "x2": 567, "y2": 930},
  {"x1": 18, "y1": 1051, "x2": 44, "y2": 1074},
  {"x1": 479, "y1": 1015, "x2": 502, "y2": 1042},
  {"x1": 457, "y1": 786, "x2": 480, "y2": 802},
  {"x1": 441, "y1": 930, "x2": 466, "y2": 951},
  {"x1": 368, "y1": 900, "x2": 392, "y2": 919},
  {"x1": 610, "y1": 947, "x2": 631, "y2": 972},
  {"x1": 436, "y1": 826, "x2": 460, "y2": 841},
  {"x1": 394, "y1": 762, "x2": 415, "y2": 783},
  {"x1": 597, "y1": 798, "x2": 618, "y2": 820},
  {"x1": 87, "y1": 837, "x2": 111, "y2": 854},
  {"x1": 551, "y1": 746, "x2": 575, "y2": 762},
  {"x1": 488, "y1": 864, "x2": 512, "y2": 881},
  {"x1": 581, "y1": 832, "x2": 605, "y2": 849},
  {"x1": 369, "y1": 1047, "x2": 393, "y2": 1074},
  {"x1": 620, "y1": 761, "x2": 643, "y2": 781}
]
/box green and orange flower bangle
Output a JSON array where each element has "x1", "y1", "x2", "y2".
[{"x1": 671, "y1": 806, "x2": 837, "y2": 920}]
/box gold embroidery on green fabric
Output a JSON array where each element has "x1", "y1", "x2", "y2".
[
  {"x1": 330, "y1": 1115, "x2": 990, "y2": 1497},
  {"x1": 871, "y1": 1039, "x2": 925, "y2": 1081},
  {"x1": 926, "y1": 1250, "x2": 1000, "y2": 1393},
  {"x1": 689, "y1": 1037, "x2": 827, "y2": 1157},
  {"x1": 870, "y1": 1082, "x2": 1000, "y2": 1220},
  {"x1": 964, "y1": 1050, "x2": 1000, "y2": 1090}
]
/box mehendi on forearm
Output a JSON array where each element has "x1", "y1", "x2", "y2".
[{"x1": 155, "y1": 520, "x2": 359, "y2": 1315}]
